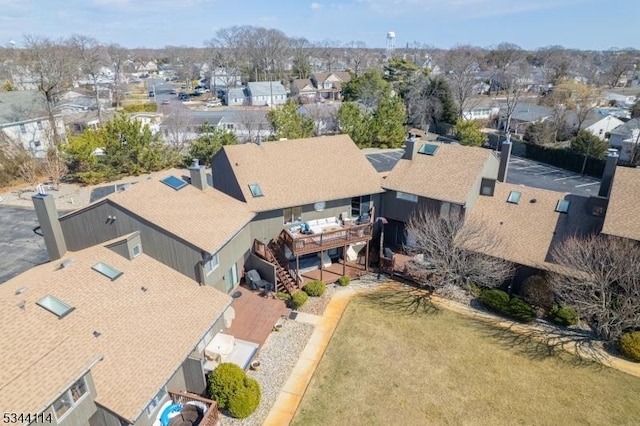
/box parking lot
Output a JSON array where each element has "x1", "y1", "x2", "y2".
[
  {"x1": 0, "y1": 206, "x2": 48, "y2": 284},
  {"x1": 507, "y1": 156, "x2": 601, "y2": 196}
]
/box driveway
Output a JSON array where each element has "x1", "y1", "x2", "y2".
[{"x1": 0, "y1": 206, "x2": 48, "y2": 283}]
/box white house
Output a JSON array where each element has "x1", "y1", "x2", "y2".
[
  {"x1": 226, "y1": 87, "x2": 247, "y2": 107},
  {"x1": 582, "y1": 114, "x2": 624, "y2": 140},
  {"x1": 0, "y1": 91, "x2": 65, "y2": 158},
  {"x1": 246, "y1": 81, "x2": 287, "y2": 106},
  {"x1": 461, "y1": 97, "x2": 500, "y2": 121}
]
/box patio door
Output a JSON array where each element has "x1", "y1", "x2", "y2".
[{"x1": 225, "y1": 263, "x2": 238, "y2": 293}]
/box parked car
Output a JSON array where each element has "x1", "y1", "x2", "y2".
[
  {"x1": 148, "y1": 91, "x2": 155, "y2": 97},
  {"x1": 161, "y1": 99, "x2": 170, "y2": 105},
  {"x1": 206, "y1": 100, "x2": 222, "y2": 107},
  {"x1": 195, "y1": 87, "x2": 210, "y2": 95},
  {"x1": 178, "y1": 93, "x2": 190, "y2": 101},
  {"x1": 169, "y1": 89, "x2": 177, "y2": 95}
]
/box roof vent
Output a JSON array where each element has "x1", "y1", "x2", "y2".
[
  {"x1": 93, "y1": 331, "x2": 102, "y2": 338},
  {"x1": 529, "y1": 198, "x2": 537, "y2": 203},
  {"x1": 60, "y1": 258, "x2": 74, "y2": 269},
  {"x1": 141, "y1": 286, "x2": 148, "y2": 292},
  {"x1": 15, "y1": 287, "x2": 27, "y2": 296},
  {"x1": 16, "y1": 300, "x2": 26, "y2": 309}
]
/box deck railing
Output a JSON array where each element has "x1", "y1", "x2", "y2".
[
  {"x1": 281, "y1": 222, "x2": 373, "y2": 256},
  {"x1": 168, "y1": 390, "x2": 220, "y2": 426}
]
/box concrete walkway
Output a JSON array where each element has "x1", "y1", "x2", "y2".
[{"x1": 264, "y1": 280, "x2": 640, "y2": 425}]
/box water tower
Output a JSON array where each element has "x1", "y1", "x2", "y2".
[{"x1": 386, "y1": 31, "x2": 395, "y2": 57}]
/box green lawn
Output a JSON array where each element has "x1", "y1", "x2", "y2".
[{"x1": 293, "y1": 289, "x2": 640, "y2": 426}]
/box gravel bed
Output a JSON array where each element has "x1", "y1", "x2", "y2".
[
  {"x1": 296, "y1": 283, "x2": 339, "y2": 316},
  {"x1": 221, "y1": 319, "x2": 314, "y2": 426}
]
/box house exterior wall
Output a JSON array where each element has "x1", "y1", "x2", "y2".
[
  {"x1": 1, "y1": 116, "x2": 66, "y2": 158},
  {"x1": 211, "y1": 151, "x2": 246, "y2": 202},
  {"x1": 585, "y1": 116, "x2": 624, "y2": 140},
  {"x1": 465, "y1": 153, "x2": 500, "y2": 211},
  {"x1": 380, "y1": 191, "x2": 442, "y2": 224},
  {"x1": 46, "y1": 372, "x2": 98, "y2": 426},
  {"x1": 201, "y1": 223, "x2": 251, "y2": 293},
  {"x1": 249, "y1": 197, "x2": 371, "y2": 244}
]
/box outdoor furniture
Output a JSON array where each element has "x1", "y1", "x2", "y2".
[{"x1": 246, "y1": 269, "x2": 273, "y2": 292}]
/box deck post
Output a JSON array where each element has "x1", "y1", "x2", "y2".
[
  {"x1": 342, "y1": 244, "x2": 346, "y2": 276},
  {"x1": 320, "y1": 249, "x2": 323, "y2": 281},
  {"x1": 365, "y1": 241, "x2": 369, "y2": 272},
  {"x1": 296, "y1": 255, "x2": 300, "y2": 286}
]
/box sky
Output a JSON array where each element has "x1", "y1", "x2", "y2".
[{"x1": 1, "y1": 0, "x2": 639, "y2": 51}]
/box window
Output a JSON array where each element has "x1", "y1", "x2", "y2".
[
  {"x1": 37, "y1": 295, "x2": 75, "y2": 319},
  {"x1": 248, "y1": 183, "x2": 263, "y2": 197},
  {"x1": 204, "y1": 253, "x2": 219, "y2": 275},
  {"x1": 132, "y1": 245, "x2": 141, "y2": 257},
  {"x1": 226, "y1": 123, "x2": 234, "y2": 130},
  {"x1": 480, "y1": 178, "x2": 495, "y2": 196},
  {"x1": 440, "y1": 202, "x2": 451, "y2": 218},
  {"x1": 19, "y1": 124, "x2": 26, "y2": 133},
  {"x1": 92, "y1": 262, "x2": 123, "y2": 281},
  {"x1": 555, "y1": 200, "x2": 570, "y2": 213},
  {"x1": 160, "y1": 175, "x2": 188, "y2": 190},
  {"x1": 283, "y1": 206, "x2": 302, "y2": 224},
  {"x1": 351, "y1": 195, "x2": 370, "y2": 218},
  {"x1": 396, "y1": 191, "x2": 418, "y2": 203},
  {"x1": 53, "y1": 378, "x2": 88, "y2": 420},
  {"x1": 507, "y1": 191, "x2": 521, "y2": 204},
  {"x1": 418, "y1": 143, "x2": 439, "y2": 155},
  {"x1": 146, "y1": 387, "x2": 167, "y2": 417}
]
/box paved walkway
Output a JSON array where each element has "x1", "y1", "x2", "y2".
[{"x1": 264, "y1": 280, "x2": 640, "y2": 425}]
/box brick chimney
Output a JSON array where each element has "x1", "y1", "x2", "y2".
[
  {"x1": 32, "y1": 193, "x2": 67, "y2": 260},
  {"x1": 598, "y1": 148, "x2": 619, "y2": 198},
  {"x1": 189, "y1": 159, "x2": 207, "y2": 191}
]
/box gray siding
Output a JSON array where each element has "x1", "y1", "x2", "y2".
[
  {"x1": 59, "y1": 201, "x2": 120, "y2": 251},
  {"x1": 380, "y1": 191, "x2": 441, "y2": 223},
  {"x1": 245, "y1": 253, "x2": 277, "y2": 285},
  {"x1": 47, "y1": 372, "x2": 98, "y2": 426},
  {"x1": 466, "y1": 152, "x2": 500, "y2": 211},
  {"x1": 211, "y1": 150, "x2": 246, "y2": 202},
  {"x1": 106, "y1": 232, "x2": 142, "y2": 261},
  {"x1": 202, "y1": 223, "x2": 251, "y2": 293},
  {"x1": 182, "y1": 357, "x2": 206, "y2": 396},
  {"x1": 249, "y1": 197, "x2": 364, "y2": 244}
]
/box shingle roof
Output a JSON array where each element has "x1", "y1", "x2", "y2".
[
  {"x1": 104, "y1": 169, "x2": 255, "y2": 252},
  {"x1": 291, "y1": 78, "x2": 315, "y2": 92},
  {"x1": 466, "y1": 183, "x2": 603, "y2": 269},
  {"x1": 383, "y1": 143, "x2": 498, "y2": 204},
  {"x1": 247, "y1": 81, "x2": 287, "y2": 97},
  {"x1": 602, "y1": 166, "x2": 640, "y2": 241},
  {"x1": 610, "y1": 118, "x2": 640, "y2": 137},
  {"x1": 0, "y1": 240, "x2": 231, "y2": 420},
  {"x1": 217, "y1": 135, "x2": 383, "y2": 211},
  {"x1": 0, "y1": 91, "x2": 48, "y2": 125},
  {"x1": 506, "y1": 103, "x2": 553, "y2": 122}
]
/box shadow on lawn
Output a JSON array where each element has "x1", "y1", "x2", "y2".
[
  {"x1": 468, "y1": 316, "x2": 608, "y2": 369},
  {"x1": 360, "y1": 286, "x2": 440, "y2": 316}
]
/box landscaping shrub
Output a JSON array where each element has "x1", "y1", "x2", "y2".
[
  {"x1": 290, "y1": 290, "x2": 309, "y2": 309},
  {"x1": 520, "y1": 275, "x2": 555, "y2": 310},
  {"x1": 618, "y1": 332, "x2": 640, "y2": 362},
  {"x1": 275, "y1": 291, "x2": 291, "y2": 301},
  {"x1": 303, "y1": 280, "x2": 326, "y2": 297},
  {"x1": 505, "y1": 297, "x2": 537, "y2": 323},
  {"x1": 548, "y1": 305, "x2": 579, "y2": 327},
  {"x1": 338, "y1": 275, "x2": 350, "y2": 286},
  {"x1": 462, "y1": 283, "x2": 482, "y2": 297},
  {"x1": 479, "y1": 289, "x2": 510, "y2": 312},
  {"x1": 479, "y1": 289, "x2": 536, "y2": 323},
  {"x1": 208, "y1": 363, "x2": 261, "y2": 418}
]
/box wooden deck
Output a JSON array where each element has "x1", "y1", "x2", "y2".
[
  {"x1": 300, "y1": 260, "x2": 367, "y2": 285},
  {"x1": 281, "y1": 223, "x2": 373, "y2": 257},
  {"x1": 226, "y1": 285, "x2": 291, "y2": 347}
]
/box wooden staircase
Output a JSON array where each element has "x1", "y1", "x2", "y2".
[{"x1": 253, "y1": 239, "x2": 298, "y2": 295}]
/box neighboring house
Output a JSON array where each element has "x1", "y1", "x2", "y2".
[
  {"x1": 297, "y1": 103, "x2": 341, "y2": 135},
  {"x1": 225, "y1": 87, "x2": 248, "y2": 106},
  {"x1": 55, "y1": 90, "x2": 100, "y2": 114},
  {"x1": 499, "y1": 103, "x2": 553, "y2": 134},
  {"x1": 160, "y1": 110, "x2": 272, "y2": 143},
  {"x1": 310, "y1": 72, "x2": 351, "y2": 101},
  {"x1": 0, "y1": 90, "x2": 65, "y2": 158},
  {"x1": 461, "y1": 97, "x2": 500, "y2": 121},
  {"x1": 64, "y1": 110, "x2": 117, "y2": 136},
  {"x1": 609, "y1": 118, "x2": 640, "y2": 162},
  {"x1": 0, "y1": 229, "x2": 231, "y2": 426},
  {"x1": 246, "y1": 81, "x2": 287, "y2": 106},
  {"x1": 290, "y1": 78, "x2": 317, "y2": 102},
  {"x1": 49, "y1": 167, "x2": 255, "y2": 293},
  {"x1": 379, "y1": 138, "x2": 500, "y2": 246},
  {"x1": 128, "y1": 112, "x2": 163, "y2": 135},
  {"x1": 565, "y1": 111, "x2": 624, "y2": 140},
  {"x1": 604, "y1": 90, "x2": 637, "y2": 108}
]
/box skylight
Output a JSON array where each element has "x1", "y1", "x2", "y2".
[
  {"x1": 160, "y1": 175, "x2": 188, "y2": 190},
  {"x1": 248, "y1": 183, "x2": 264, "y2": 197},
  {"x1": 37, "y1": 295, "x2": 75, "y2": 319},
  {"x1": 418, "y1": 143, "x2": 439, "y2": 155},
  {"x1": 92, "y1": 262, "x2": 123, "y2": 281},
  {"x1": 555, "y1": 200, "x2": 570, "y2": 213},
  {"x1": 507, "y1": 191, "x2": 521, "y2": 204}
]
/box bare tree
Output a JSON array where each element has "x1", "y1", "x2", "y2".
[
  {"x1": 43, "y1": 146, "x2": 67, "y2": 189},
  {"x1": 23, "y1": 35, "x2": 75, "y2": 144},
  {"x1": 549, "y1": 235, "x2": 640, "y2": 341},
  {"x1": 315, "y1": 39, "x2": 341, "y2": 72},
  {"x1": 441, "y1": 45, "x2": 484, "y2": 118},
  {"x1": 69, "y1": 35, "x2": 109, "y2": 123},
  {"x1": 290, "y1": 37, "x2": 313, "y2": 79},
  {"x1": 18, "y1": 156, "x2": 40, "y2": 188},
  {"x1": 535, "y1": 46, "x2": 574, "y2": 87},
  {"x1": 404, "y1": 209, "x2": 513, "y2": 290},
  {"x1": 601, "y1": 48, "x2": 636, "y2": 88},
  {"x1": 490, "y1": 44, "x2": 530, "y2": 138},
  {"x1": 162, "y1": 109, "x2": 194, "y2": 151},
  {"x1": 344, "y1": 41, "x2": 368, "y2": 77},
  {"x1": 107, "y1": 43, "x2": 129, "y2": 108}
]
